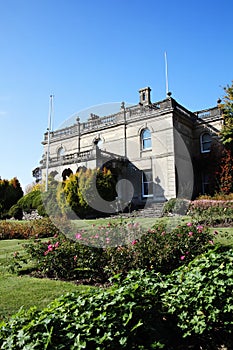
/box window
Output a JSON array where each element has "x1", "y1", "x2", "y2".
[
  {"x1": 200, "y1": 133, "x2": 211, "y2": 153},
  {"x1": 141, "y1": 128, "x2": 152, "y2": 150},
  {"x1": 57, "y1": 147, "x2": 65, "y2": 159},
  {"x1": 202, "y1": 172, "x2": 210, "y2": 194},
  {"x1": 142, "y1": 170, "x2": 153, "y2": 198}
]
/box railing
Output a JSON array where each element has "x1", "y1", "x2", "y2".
[
  {"x1": 81, "y1": 114, "x2": 118, "y2": 131},
  {"x1": 43, "y1": 98, "x2": 221, "y2": 144},
  {"x1": 40, "y1": 150, "x2": 92, "y2": 166},
  {"x1": 44, "y1": 124, "x2": 78, "y2": 141},
  {"x1": 195, "y1": 107, "x2": 221, "y2": 120}
]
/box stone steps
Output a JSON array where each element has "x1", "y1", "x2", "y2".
[
  {"x1": 111, "y1": 202, "x2": 164, "y2": 219},
  {"x1": 135, "y1": 202, "x2": 165, "y2": 218}
]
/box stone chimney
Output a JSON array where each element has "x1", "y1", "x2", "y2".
[{"x1": 139, "y1": 87, "x2": 151, "y2": 105}]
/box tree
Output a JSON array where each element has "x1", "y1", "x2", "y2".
[
  {"x1": 0, "y1": 177, "x2": 24, "y2": 219},
  {"x1": 219, "y1": 81, "x2": 233, "y2": 150},
  {"x1": 213, "y1": 81, "x2": 233, "y2": 194},
  {"x1": 60, "y1": 168, "x2": 116, "y2": 218}
]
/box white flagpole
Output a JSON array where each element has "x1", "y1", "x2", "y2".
[
  {"x1": 45, "y1": 95, "x2": 53, "y2": 192},
  {"x1": 164, "y1": 51, "x2": 169, "y2": 96}
]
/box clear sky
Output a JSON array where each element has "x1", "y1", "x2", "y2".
[{"x1": 0, "y1": 0, "x2": 232, "y2": 190}]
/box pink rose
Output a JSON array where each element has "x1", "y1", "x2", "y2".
[
  {"x1": 48, "y1": 244, "x2": 53, "y2": 251},
  {"x1": 75, "y1": 233, "x2": 82, "y2": 240}
]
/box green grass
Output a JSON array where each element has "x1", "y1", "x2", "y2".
[
  {"x1": 71, "y1": 215, "x2": 191, "y2": 231},
  {"x1": 0, "y1": 239, "x2": 92, "y2": 321}
]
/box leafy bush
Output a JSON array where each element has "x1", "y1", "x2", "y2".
[
  {"x1": 162, "y1": 198, "x2": 190, "y2": 215},
  {"x1": 189, "y1": 199, "x2": 233, "y2": 226},
  {"x1": 132, "y1": 221, "x2": 214, "y2": 274},
  {"x1": 162, "y1": 246, "x2": 233, "y2": 344},
  {"x1": 8, "y1": 204, "x2": 23, "y2": 220},
  {"x1": 0, "y1": 218, "x2": 61, "y2": 240},
  {"x1": 16, "y1": 190, "x2": 43, "y2": 214},
  {"x1": 12, "y1": 221, "x2": 215, "y2": 281},
  {"x1": 1, "y1": 248, "x2": 232, "y2": 349},
  {"x1": 198, "y1": 193, "x2": 233, "y2": 200}
]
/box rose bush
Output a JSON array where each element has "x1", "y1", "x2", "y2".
[{"x1": 12, "y1": 221, "x2": 215, "y2": 281}]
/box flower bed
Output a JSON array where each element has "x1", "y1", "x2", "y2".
[
  {"x1": 0, "y1": 218, "x2": 61, "y2": 240},
  {"x1": 189, "y1": 199, "x2": 233, "y2": 226},
  {"x1": 12, "y1": 221, "x2": 215, "y2": 282}
]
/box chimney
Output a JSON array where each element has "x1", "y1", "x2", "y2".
[{"x1": 139, "y1": 87, "x2": 151, "y2": 105}]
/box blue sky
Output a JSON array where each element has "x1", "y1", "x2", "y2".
[{"x1": 0, "y1": 0, "x2": 232, "y2": 190}]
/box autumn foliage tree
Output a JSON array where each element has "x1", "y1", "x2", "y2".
[{"x1": 215, "y1": 81, "x2": 233, "y2": 194}]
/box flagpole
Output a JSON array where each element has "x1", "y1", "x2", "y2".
[
  {"x1": 45, "y1": 95, "x2": 53, "y2": 192},
  {"x1": 164, "y1": 51, "x2": 169, "y2": 96}
]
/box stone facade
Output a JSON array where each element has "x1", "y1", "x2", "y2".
[{"x1": 38, "y1": 87, "x2": 223, "y2": 207}]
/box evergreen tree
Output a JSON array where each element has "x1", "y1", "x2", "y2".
[{"x1": 0, "y1": 177, "x2": 23, "y2": 218}]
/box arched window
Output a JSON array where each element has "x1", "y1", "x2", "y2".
[
  {"x1": 62, "y1": 168, "x2": 73, "y2": 181},
  {"x1": 57, "y1": 147, "x2": 65, "y2": 159},
  {"x1": 200, "y1": 133, "x2": 211, "y2": 153},
  {"x1": 141, "y1": 128, "x2": 152, "y2": 150}
]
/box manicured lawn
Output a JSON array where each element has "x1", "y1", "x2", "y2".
[
  {"x1": 72, "y1": 215, "x2": 191, "y2": 230},
  {"x1": 0, "y1": 239, "x2": 92, "y2": 321}
]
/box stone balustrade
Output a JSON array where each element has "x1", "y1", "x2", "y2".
[{"x1": 40, "y1": 149, "x2": 92, "y2": 167}]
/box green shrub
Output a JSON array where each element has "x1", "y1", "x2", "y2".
[
  {"x1": 0, "y1": 218, "x2": 62, "y2": 240},
  {"x1": 12, "y1": 221, "x2": 215, "y2": 281},
  {"x1": 189, "y1": 199, "x2": 233, "y2": 226},
  {"x1": 162, "y1": 246, "x2": 233, "y2": 342},
  {"x1": 162, "y1": 198, "x2": 190, "y2": 215},
  {"x1": 17, "y1": 190, "x2": 43, "y2": 213},
  {"x1": 8, "y1": 204, "x2": 23, "y2": 220},
  {"x1": 132, "y1": 221, "x2": 214, "y2": 274}
]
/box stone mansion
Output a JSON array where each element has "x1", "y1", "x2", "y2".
[{"x1": 37, "y1": 87, "x2": 223, "y2": 207}]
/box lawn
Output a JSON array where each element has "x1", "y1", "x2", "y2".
[
  {"x1": 0, "y1": 217, "x2": 232, "y2": 321},
  {"x1": 0, "y1": 239, "x2": 92, "y2": 321}
]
